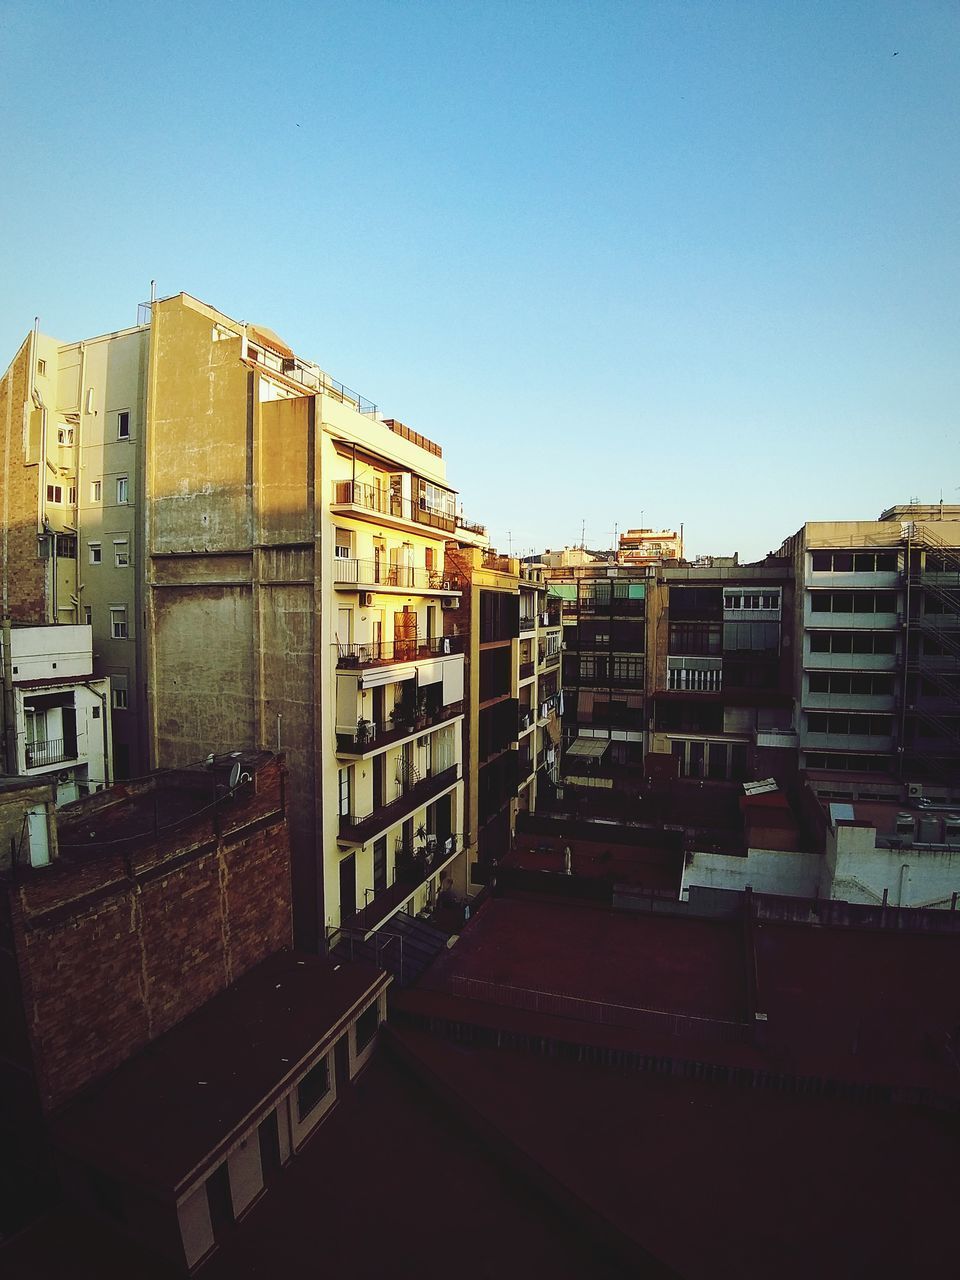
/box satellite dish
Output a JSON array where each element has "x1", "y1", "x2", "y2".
[{"x1": 229, "y1": 761, "x2": 241, "y2": 790}]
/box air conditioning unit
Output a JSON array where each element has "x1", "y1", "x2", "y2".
[
  {"x1": 907, "y1": 782, "x2": 923, "y2": 799},
  {"x1": 441, "y1": 597, "x2": 458, "y2": 610},
  {"x1": 359, "y1": 592, "x2": 375, "y2": 607}
]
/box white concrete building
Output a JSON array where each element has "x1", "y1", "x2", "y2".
[{"x1": 1, "y1": 624, "x2": 112, "y2": 804}]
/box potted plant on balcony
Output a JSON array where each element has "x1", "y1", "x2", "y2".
[
  {"x1": 414, "y1": 690, "x2": 429, "y2": 730},
  {"x1": 356, "y1": 718, "x2": 373, "y2": 746}
]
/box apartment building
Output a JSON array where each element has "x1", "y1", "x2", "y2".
[
  {"x1": 2, "y1": 293, "x2": 474, "y2": 948},
  {"x1": 0, "y1": 623, "x2": 112, "y2": 804},
  {"x1": 647, "y1": 562, "x2": 795, "y2": 782},
  {"x1": 778, "y1": 506, "x2": 960, "y2": 787},
  {"x1": 0, "y1": 320, "x2": 149, "y2": 780},
  {"x1": 549, "y1": 562, "x2": 649, "y2": 778},
  {"x1": 517, "y1": 562, "x2": 562, "y2": 812}
]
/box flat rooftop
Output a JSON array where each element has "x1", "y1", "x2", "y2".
[{"x1": 53, "y1": 950, "x2": 387, "y2": 1194}]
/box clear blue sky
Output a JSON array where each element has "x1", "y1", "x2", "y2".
[{"x1": 2, "y1": 1, "x2": 957, "y2": 560}]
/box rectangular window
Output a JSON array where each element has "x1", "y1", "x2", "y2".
[
  {"x1": 37, "y1": 359, "x2": 46, "y2": 377},
  {"x1": 46, "y1": 484, "x2": 62, "y2": 504},
  {"x1": 112, "y1": 686, "x2": 129, "y2": 710},
  {"x1": 116, "y1": 476, "x2": 129, "y2": 504},
  {"x1": 68, "y1": 485, "x2": 76, "y2": 505},
  {"x1": 89, "y1": 542, "x2": 102, "y2": 565},
  {"x1": 57, "y1": 425, "x2": 74, "y2": 446},
  {"x1": 83, "y1": 606, "x2": 92, "y2": 625},
  {"x1": 114, "y1": 539, "x2": 130, "y2": 568},
  {"x1": 296, "y1": 1056, "x2": 330, "y2": 1120},
  {"x1": 117, "y1": 410, "x2": 130, "y2": 439},
  {"x1": 110, "y1": 606, "x2": 128, "y2": 639},
  {"x1": 811, "y1": 550, "x2": 898, "y2": 574},
  {"x1": 55, "y1": 533, "x2": 76, "y2": 558},
  {"x1": 338, "y1": 767, "x2": 351, "y2": 817},
  {"x1": 355, "y1": 1002, "x2": 379, "y2": 1053},
  {"x1": 334, "y1": 528, "x2": 351, "y2": 559},
  {"x1": 91, "y1": 479, "x2": 102, "y2": 502}
]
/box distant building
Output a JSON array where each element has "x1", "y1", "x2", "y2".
[{"x1": 618, "y1": 527, "x2": 682, "y2": 565}]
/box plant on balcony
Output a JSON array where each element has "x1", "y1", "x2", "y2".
[{"x1": 356, "y1": 718, "x2": 373, "y2": 746}]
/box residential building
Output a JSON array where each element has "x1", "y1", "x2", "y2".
[
  {"x1": 617, "y1": 526, "x2": 682, "y2": 565},
  {"x1": 778, "y1": 506, "x2": 960, "y2": 785},
  {"x1": 517, "y1": 561, "x2": 562, "y2": 813},
  {"x1": 0, "y1": 623, "x2": 112, "y2": 803},
  {"x1": 647, "y1": 561, "x2": 795, "y2": 782},
  {"x1": 2, "y1": 292, "x2": 475, "y2": 948},
  {"x1": 0, "y1": 319, "x2": 150, "y2": 780}
]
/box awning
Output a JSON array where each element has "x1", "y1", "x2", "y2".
[{"x1": 566, "y1": 737, "x2": 610, "y2": 759}]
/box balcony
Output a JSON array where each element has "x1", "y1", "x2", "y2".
[
  {"x1": 24, "y1": 737, "x2": 76, "y2": 769},
  {"x1": 539, "y1": 649, "x2": 561, "y2": 670},
  {"x1": 338, "y1": 765, "x2": 460, "y2": 846},
  {"x1": 343, "y1": 835, "x2": 463, "y2": 936},
  {"x1": 333, "y1": 557, "x2": 462, "y2": 595},
  {"x1": 519, "y1": 614, "x2": 537, "y2": 634},
  {"x1": 519, "y1": 660, "x2": 536, "y2": 681},
  {"x1": 335, "y1": 635, "x2": 464, "y2": 670},
  {"x1": 331, "y1": 480, "x2": 456, "y2": 535},
  {"x1": 336, "y1": 701, "x2": 464, "y2": 757}
]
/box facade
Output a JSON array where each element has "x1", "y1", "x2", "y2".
[
  {"x1": 648, "y1": 562, "x2": 795, "y2": 782},
  {"x1": 0, "y1": 320, "x2": 150, "y2": 780},
  {"x1": 1, "y1": 623, "x2": 112, "y2": 804},
  {"x1": 778, "y1": 506, "x2": 960, "y2": 785},
  {"x1": 618, "y1": 526, "x2": 682, "y2": 565},
  {"x1": 517, "y1": 561, "x2": 562, "y2": 813},
  {"x1": 2, "y1": 292, "x2": 478, "y2": 949}
]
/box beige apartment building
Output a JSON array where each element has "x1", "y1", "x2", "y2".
[{"x1": 2, "y1": 292, "x2": 474, "y2": 948}]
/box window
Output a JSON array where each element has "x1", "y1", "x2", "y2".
[
  {"x1": 91, "y1": 479, "x2": 102, "y2": 502},
  {"x1": 809, "y1": 631, "x2": 896, "y2": 655},
  {"x1": 110, "y1": 606, "x2": 128, "y2": 639},
  {"x1": 668, "y1": 621, "x2": 722, "y2": 656},
  {"x1": 117, "y1": 410, "x2": 130, "y2": 439},
  {"x1": 112, "y1": 681, "x2": 129, "y2": 710},
  {"x1": 89, "y1": 542, "x2": 102, "y2": 565},
  {"x1": 806, "y1": 712, "x2": 893, "y2": 736},
  {"x1": 116, "y1": 476, "x2": 129, "y2": 504},
  {"x1": 723, "y1": 591, "x2": 781, "y2": 611},
  {"x1": 424, "y1": 546, "x2": 436, "y2": 571},
  {"x1": 808, "y1": 672, "x2": 893, "y2": 696},
  {"x1": 83, "y1": 606, "x2": 92, "y2": 625},
  {"x1": 334, "y1": 528, "x2": 351, "y2": 559},
  {"x1": 811, "y1": 591, "x2": 897, "y2": 614},
  {"x1": 68, "y1": 486, "x2": 76, "y2": 504},
  {"x1": 114, "y1": 539, "x2": 130, "y2": 568},
  {"x1": 57, "y1": 425, "x2": 74, "y2": 446},
  {"x1": 37, "y1": 359, "x2": 46, "y2": 377},
  {"x1": 46, "y1": 484, "x2": 62, "y2": 504},
  {"x1": 296, "y1": 1056, "x2": 330, "y2": 1120},
  {"x1": 812, "y1": 550, "x2": 898, "y2": 574},
  {"x1": 55, "y1": 533, "x2": 76, "y2": 558},
  {"x1": 338, "y1": 767, "x2": 351, "y2": 817},
  {"x1": 355, "y1": 1002, "x2": 379, "y2": 1053}
]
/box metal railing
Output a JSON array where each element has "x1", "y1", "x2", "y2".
[
  {"x1": 24, "y1": 738, "x2": 75, "y2": 768},
  {"x1": 334, "y1": 557, "x2": 462, "y2": 592},
  {"x1": 332, "y1": 480, "x2": 456, "y2": 532},
  {"x1": 338, "y1": 765, "x2": 460, "y2": 840},
  {"x1": 337, "y1": 702, "x2": 464, "y2": 753},
  {"x1": 335, "y1": 634, "x2": 464, "y2": 667},
  {"x1": 448, "y1": 976, "x2": 750, "y2": 1044}
]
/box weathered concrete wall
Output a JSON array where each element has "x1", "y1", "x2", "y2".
[{"x1": 0, "y1": 336, "x2": 45, "y2": 620}]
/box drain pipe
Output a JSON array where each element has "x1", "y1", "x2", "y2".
[{"x1": 2, "y1": 617, "x2": 16, "y2": 773}]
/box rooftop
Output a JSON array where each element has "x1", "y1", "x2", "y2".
[{"x1": 52, "y1": 950, "x2": 388, "y2": 1194}]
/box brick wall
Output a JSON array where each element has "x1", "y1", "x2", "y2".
[
  {"x1": 0, "y1": 337, "x2": 46, "y2": 620},
  {"x1": 4, "y1": 756, "x2": 292, "y2": 1112}
]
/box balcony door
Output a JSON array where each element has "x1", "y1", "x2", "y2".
[
  {"x1": 373, "y1": 538, "x2": 387, "y2": 584},
  {"x1": 339, "y1": 853, "x2": 356, "y2": 921},
  {"x1": 394, "y1": 607, "x2": 417, "y2": 662}
]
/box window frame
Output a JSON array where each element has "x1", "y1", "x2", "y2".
[
  {"x1": 117, "y1": 410, "x2": 131, "y2": 440},
  {"x1": 116, "y1": 475, "x2": 129, "y2": 504},
  {"x1": 110, "y1": 606, "x2": 129, "y2": 640}
]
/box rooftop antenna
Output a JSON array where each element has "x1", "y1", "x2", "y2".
[
  {"x1": 150, "y1": 279, "x2": 157, "y2": 303},
  {"x1": 507, "y1": 530, "x2": 513, "y2": 555},
  {"x1": 580, "y1": 518, "x2": 586, "y2": 550}
]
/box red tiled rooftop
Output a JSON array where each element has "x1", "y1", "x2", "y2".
[{"x1": 426, "y1": 896, "x2": 748, "y2": 1022}]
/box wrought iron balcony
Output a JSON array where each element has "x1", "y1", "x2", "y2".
[
  {"x1": 336, "y1": 702, "x2": 464, "y2": 755},
  {"x1": 335, "y1": 634, "x2": 464, "y2": 669},
  {"x1": 24, "y1": 738, "x2": 75, "y2": 769},
  {"x1": 338, "y1": 765, "x2": 460, "y2": 845},
  {"x1": 332, "y1": 480, "x2": 456, "y2": 533},
  {"x1": 333, "y1": 557, "x2": 462, "y2": 593}
]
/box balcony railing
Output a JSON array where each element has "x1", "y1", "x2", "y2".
[
  {"x1": 332, "y1": 481, "x2": 456, "y2": 533},
  {"x1": 519, "y1": 660, "x2": 536, "y2": 680},
  {"x1": 519, "y1": 614, "x2": 537, "y2": 632},
  {"x1": 337, "y1": 702, "x2": 463, "y2": 754},
  {"x1": 335, "y1": 635, "x2": 464, "y2": 668},
  {"x1": 334, "y1": 557, "x2": 462, "y2": 592},
  {"x1": 342, "y1": 834, "x2": 463, "y2": 934},
  {"x1": 457, "y1": 516, "x2": 487, "y2": 536},
  {"x1": 338, "y1": 765, "x2": 460, "y2": 844},
  {"x1": 24, "y1": 738, "x2": 75, "y2": 769}
]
